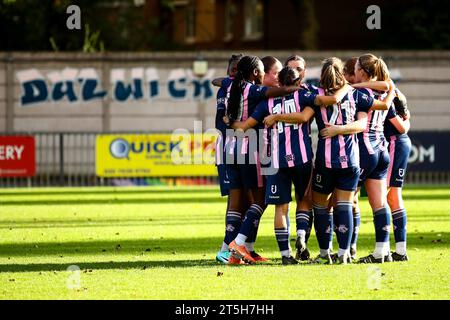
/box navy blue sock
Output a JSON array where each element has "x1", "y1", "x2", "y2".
[
  {"x1": 333, "y1": 209, "x2": 339, "y2": 235},
  {"x1": 246, "y1": 228, "x2": 257, "y2": 244},
  {"x1": 275, "y1": 227, "x2": 290, "y2": 256},
  {"x1": 295, "y1": 210, "x2": 310, "y2": 237},
  {"x1": 351, "y1": 212, "x2": 361, "y2": 247},
  {"x1": 224, "y1": 211, "x2": 242, "y2": 245},
  {"x1": 392, "y1": 208, "x2": 407, "y2": 243},
  {"x1": 239, "y1": 204, "x2": 264, "y2": 238},
  {"x1": 336, "y1": 201, "x2": 354, "y2": 251},
  {"x1": 373, "y1": 207, "x2": 391, "y2": 243},
  {"x1": 313, "y1": 205, "x2": 332, "y2": 250}
]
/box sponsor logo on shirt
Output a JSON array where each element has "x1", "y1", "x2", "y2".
[
  {"x1": 217, "y1": 97, "x2": 226, "y2": 105},
  {"x1": 285, "y1": 154, "x2": 295, "y2": 163},
  {"x1": 339, "y1": 155, "x2": 348, "y2": 163}
]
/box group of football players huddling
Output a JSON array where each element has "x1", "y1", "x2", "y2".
[{"x1": 212, "y1": 53, "x2": 411, "y2": 265}]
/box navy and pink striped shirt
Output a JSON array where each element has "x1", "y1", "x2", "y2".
[
  {"x1": 215, "y1": 77, "x2": 233, "y2": 165},
  {"x1": 224, "y1": 81, "x2": 268, "y2": 163},
  {"x1": 250, "y1": 89, "x2": 316, "y2": 168},
  {"x1": 313, "y1": 88, "x2": 373, "y2": 169},
  {"x1": 357, "y1": 88, "x2": 396, "y2": 154}
]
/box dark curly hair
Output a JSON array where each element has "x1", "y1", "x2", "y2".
[{"x1": 227, "y1": 55, "x2": 262, "y2": 121}]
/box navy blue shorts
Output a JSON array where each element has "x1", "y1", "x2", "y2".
[
  {"x1": 312, "y1": 164, "x2": 360, "y2": 195},
  {"x1": 226, "y1": 163, "x2": 264, "y2": 191},
  {"x1": 358, "y1": 148, "x2": 390, "y2": 186},
  {"x1": 217, "y1": 164, "x2": 230, "y2": 196},
  {"x1": 386, "y1": 134, "x2": 411, "y2": 188},
  {"x1": 265, "y1": 162, "x2": 313, "y2": 205}
]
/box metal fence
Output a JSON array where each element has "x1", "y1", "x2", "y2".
[
  {"x1": 0, "y1": 132, "x2": 449, "y2": 188},
  {"x1": 0, "y1": 132, "x2": 219, "y2": 188}
]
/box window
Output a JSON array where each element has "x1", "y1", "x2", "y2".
[
  {"x1": 185, "y1": 5, "x2": 196, "y2": 42},
  {"x1": 244, "y1": 0, "x2": 263, "y2": 40},
  {"x1": 224, "y1": 0, "x2": 237, "y2": 41}
]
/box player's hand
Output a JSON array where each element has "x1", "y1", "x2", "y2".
[
  {"x1": 263, "y1": 115, "x2": 277, "y2": 127},
  {"x1": 388, "y1": 78, "x2": 396, "y2": 90},
  {"x1": 223, "y1": 115, "x2": 230, "y2": 126},
  {"x1": 320, "y1": 124, "x2": 340, "y2": 138}
]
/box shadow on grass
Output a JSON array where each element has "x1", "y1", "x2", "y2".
[
  {"x1": 1, "y1": 192, "x2": 449, "y2": 207},
  {"x1": 0, "y1": 258, "x2": 296, "y2": 273},
  {"x1": 0, "y1": 218, "x2": 223, "y2": 230},
  {"x1": 0, "y1": 212, "x2": 449, "y2": 230},
  {"x1": 0, "y1": 188, "x2": 220, "y2": 198},
  {"x1": 0, "y1": 196, "x2": 226, "y2": 206},
  {"x1": 0, "y1": 232, "x2": 447, "y2": 273},
  {"x1": 0, "y1": 259, "x2": 209, "y2": 273}
]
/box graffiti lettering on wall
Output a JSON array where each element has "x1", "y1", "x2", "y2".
[{"x1": 16, "y1": 68, "x2": 216, "y2": 106}]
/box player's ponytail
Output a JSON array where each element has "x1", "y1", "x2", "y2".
[
  {"x1": 374, "y1": 57, "x2": 390, "y2": 81},
  {"x1": 358, "y1": 53, "x2": 390, "y2": 81},
  {"x1": 320, "y1": 57, "x2": 346, "y2": 95},
  {"x1": 227, "y1": 55, "x2": 261, "y2": 122}
]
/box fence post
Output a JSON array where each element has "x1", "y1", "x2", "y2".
[{"x1": 59, "y1": 133, "x2": 64, "y2": 186}]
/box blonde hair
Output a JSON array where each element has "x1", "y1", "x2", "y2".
[
  {"x1": 320, "y1": 57, "x2": 346, "y2": 95},
  {"x1": 358, "y1": 53, "x2": 390, "y2": 81}
]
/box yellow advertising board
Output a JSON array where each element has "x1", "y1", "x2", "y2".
[{"x1": 96, "y1": 133, "x2": 218, "y2": 177}]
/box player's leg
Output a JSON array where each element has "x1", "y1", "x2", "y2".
[
  {"x1": 386, "y1": 135, "x2": 411, "y2": 261},
  {"x1": 311, "y1": 165, "x2": 334, "y2": 264},
  {"x1": 311, "y1": 191, "x2": 333, "y2": 264},
  {"x1": 331, "y1": 166, "x2": 360, "y2": 264},
  {"x1": 359, "y1": 151, "x2": 392, "y2": 264},
  {"x1": 353, "y1": 150, "x2": 376, "y2": 260},
  {"x1": 244, "y1": 187, "x2": 268, "y2": 262},
  {"x1": 229, "y1": 164, "x2": 266, "y2": 263},
  {"x1": 274, "y1": 203, "x2": 298, "y2": 265},
  {"x1": 295, "y1": 192, "x2": 312, "y2": 260},
  {"x1": 216, "y1": 164, "x2": 232, "y2": 263},
  {"x1": 221, "y1": 164, "x2": 248, "y2": 264},
  {"x1": 350, "y1": 187, "x2": 361, "y2": 259},
  {"x1": 334, "y1": 189, "x2": 355, "y2": 264},
  {"x1": 268, "y1": 167, "x2": 297, "y2": 264},
  {"x1": 388, "y1": 187, "x2": 408, "y2": 260},
  {"x1": 292, "y1": 162, "x2": 313, "y2": 261},
  {"x1": 328, "y1": 191, "x2": 337, "y2": 252},
  {"x1": 216, "y1": 194, "x2": 232, "y2": 263}
]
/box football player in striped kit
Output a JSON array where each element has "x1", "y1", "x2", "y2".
[
  {"x1": 227, "y1": 66, "x2": 350, "y2": 264},
  {"x1": 343, "y1": 56, "x2": 412, "y2": 262},
  {"x1": 266, "y1": 57, "x2": 395, "y2": 264},
  {"x1": 384, "y1": 89, "x2": 411, "y2": 261},
  {"x1": 215, "y1": 54, "x2": 248, "y2": 264},
  {"x1": 221, "y1": 55, "x2": 302, "y2": 264},
  {"x1": 329, "y1": 54, "x2": 397, "y2": 263}
]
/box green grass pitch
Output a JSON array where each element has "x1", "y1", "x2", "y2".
[{"x1": 0, "y1": 185, "x2": 448, "y2": 300}]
